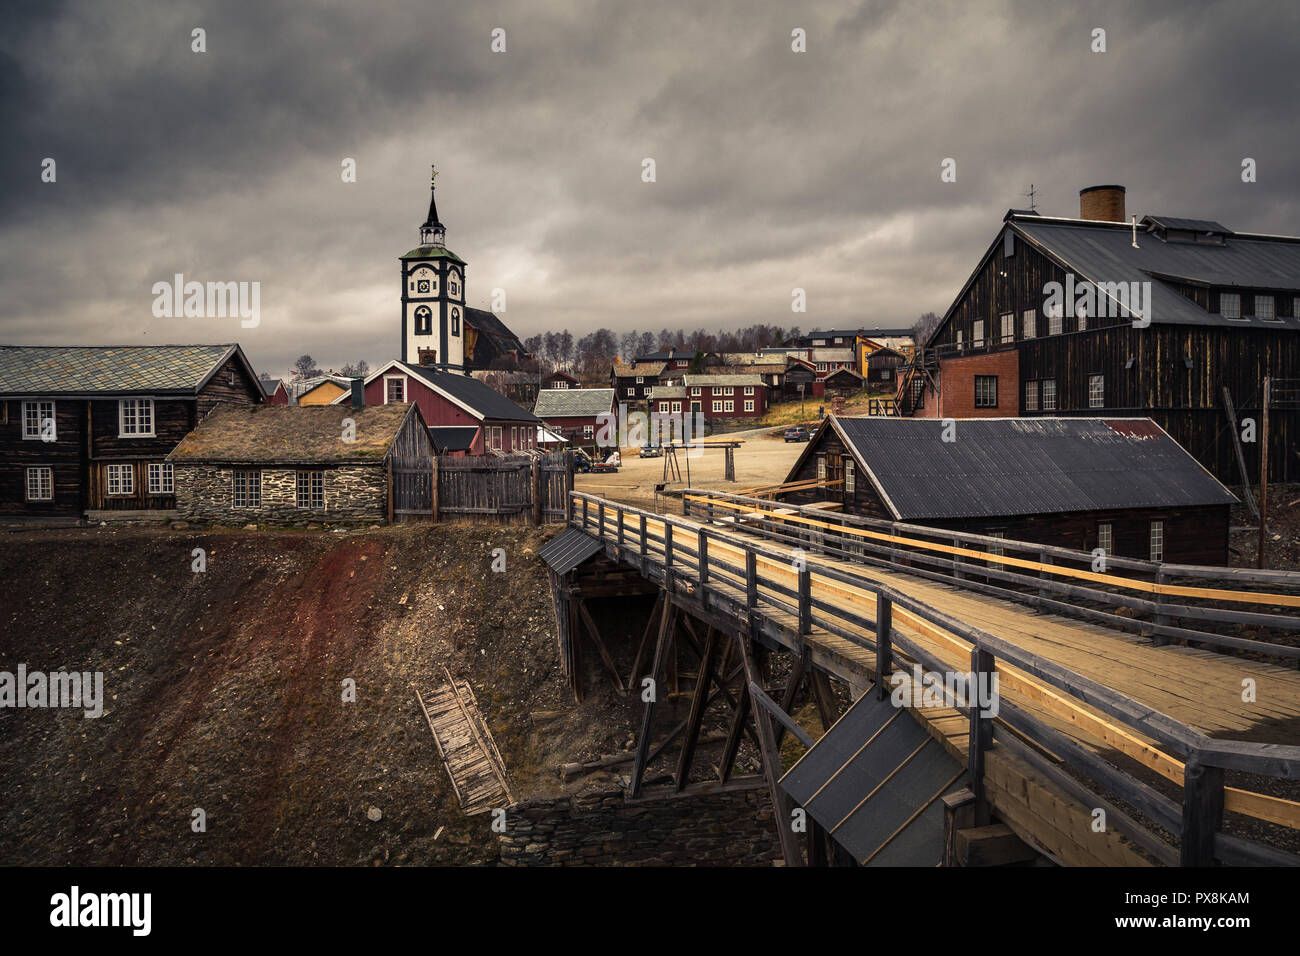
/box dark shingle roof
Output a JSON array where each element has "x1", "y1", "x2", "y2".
[
  {"x1": 0, "y1": 344, "x2": 241, "y2": 395},
  {"x1": 169, "y1": 403, "x2": 418, "y2": 463},
  {"x1": 401, "y1": 363, "x2": 540, "y2": 423},
  {"x1": 399, "y1": 244, "x2": 466, "y2": 264},
  {"x1": 428, "y1": 425, "x2": 479, "y2": 452},
  {"x1": 533, "y1": 387, "x2": 615, "y2": 418},
  {"x1": 828, "y1": 416, "x2": 1236, "y2": 521}
]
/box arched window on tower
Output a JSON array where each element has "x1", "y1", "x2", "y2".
[
  {"x1": 451, "y1": 307, "x2": 461, "y2": 336},
  {"x1": 415, "y1": 305, "x2": 432, "y2": 335}
]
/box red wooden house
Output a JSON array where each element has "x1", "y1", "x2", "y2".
[{"x1": 337, "y1": 360, "x2": 541, "y2": 455}]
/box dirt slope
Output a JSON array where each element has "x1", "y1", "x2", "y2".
[{"x1": 0, "y1": 523, "x2": 640, "y2": 866}]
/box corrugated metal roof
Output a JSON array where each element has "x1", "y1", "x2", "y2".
[
  {"x1": 538, "y1": 528, "x2": 603, "y2": 574},
  {"x1": 832, "y1": 416, "x2": 1237, "y2": 520},
  {"x1": 533, "y1": 388, "x2": 616, "y2": 418},
  {"x1": 1011, "y1": 217, "x2": 1300, "y2": 328},
  {"x1": 0, "y1": 344, "x2": 238, "y2": 394}
]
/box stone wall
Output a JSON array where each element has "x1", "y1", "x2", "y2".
[
  {"x1": 174, "y1": 463, "x2": 388, "y2": 524},
  {"x1": 498, "y1": 787, "x2": 780, "y2": 866}
]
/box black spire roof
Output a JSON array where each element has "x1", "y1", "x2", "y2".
[{"x1": 419, "y1": 165, "x2": 446, "y2": 247}]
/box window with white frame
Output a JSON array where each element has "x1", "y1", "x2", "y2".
[
  {"x1": 385, "y1": 377, "x2": 406, "y2": 403},
  {"x1": 844, "y1": 460, "x2": 855, "y2": 494},
  {"x1": 712, "y1": 400, "x2": 723, "y2": 413},
  {"x1": 1220, "y1": 292, "x2": 1241, "y2": 319},
  {"x1": 1024, "y1": 380, "x2": 1039, "y2": 411},
  {"x1": 744, "y1": 386, "x2": 754, "y2": 396},
  {"x1": 955, "y1": 331, "x2": 963, "y2": 352},
  {"x1": 690, "y1": 387, "x2": 701, "y2": 396},
  {"x1": 118, "y1": 399, "x2": 154, "y2": 437},
  {"x1": 724, "y1": 400, "x2": 734, "y2": 412},
  {"x1": 1098, "y1": 522, "x2": 1113, "y2": 556},
  {"x1": 744, "y1": 399, "x2": 754, "y2": 412},
  {"x1": 148, "y1": 462, "x2": 174, "y2": 494},
  {"x1": 1042, "y1": 379, "x2": 1057, "y2": 411},
  {"x1": 583, "y1": 424, "x2": 594, "y2": 439},
  {"x1": 636, "y1": 376, "x2": 644, "y2": 384},
  {"x1": 489, "y1": 426, "x2": 502, "y2": 450},
  {"x1": 972, "y1": 319, "x2": 985, "y2": 348},
  {"x1": 25, "y1": 466, "x2": 52, "y2": 501},
  {"x1": 1255, "y1": 295, "x2": 1276, "y2": 321},
  {"x1": 106, "y1": 463, "x2": 134, "y2": 496},
  {"x1": 974, "y1": 376, "x2": 998, "y2": 408},
  {"x1": 233, "y1": 470, "x2": 261, "y2": 507},
  {"x1": 816, "y1": 456, "x2": 826, "y2": 480},
  {"x1": 1149, "y1": 520, "x2": 1164, "y2": 561},
  {"x1": 1000, "y1": 313, "x2": 1015, "y2": 344},
  {"x1": 22, "y1": 400, "x2": 55, "y2": 440},
  {"x1": 1076, "y1": 308, "x2": 1087, "y2": 331},
  {"x1": 296, "y1": 471, "x2": 324, "y2": 509},
  {"x1": 1048, "y1": 307, "x2": 1063, "y2": 336},
  {"x1": 1088, "y1": 374, "x2": 1104, "y2": 408},
  {"x1": 670, "y1": 401, "x2": 681, "y2": 413},
  {"x1": 816, "y1": 363, "x2": 827, "y2": 372},
  {"x1": 1022, "y1": 309, "x2": 1036, "y2": 339}
]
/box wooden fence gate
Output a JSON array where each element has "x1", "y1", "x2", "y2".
[
  {"x1": 392, "y1": 459, "x2": 435, "y2": 519},
  {"x1": 430, "y1": 452, "x2": 572, "y2": 524}
]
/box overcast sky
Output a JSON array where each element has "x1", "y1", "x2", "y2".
[{"x1": 2, "y1": 0, "x2": 1297, "y2": 377}]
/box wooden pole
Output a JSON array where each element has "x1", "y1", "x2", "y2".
[
  {"x1": 1258, "y1": 377, "x2": 1270, "y2": 569},
  {"x1": 430, "y1": 456, "x2": 439, "y2": 522},
  {"x1": 630, "y1": 600, "x2": 675, "y2": 798},
  {"x1": 386, "y1": 458, "x2": 394, "y2": 524},
  {"x1": 675, "y1": 626, "x2": 720, "y2": 790}
]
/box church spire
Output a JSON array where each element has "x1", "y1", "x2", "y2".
[{"x1": 419, "y1": 164, "x2": 446, "y2": 247}]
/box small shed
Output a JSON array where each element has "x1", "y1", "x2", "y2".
[
  {"x1": 781, "y1": 416, "x2": 1237, "y2": 565},
  {"x1": 169, "y1": 402, "x2": 434, "y2": 524},
  {"x1": 865, "y1": 347, "x2": 904, "y2": 385},
  {"x1": 823, "y1": 368, "x2": 866, "y2": 397}
]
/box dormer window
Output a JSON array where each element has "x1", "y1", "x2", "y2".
[
  {"x1": 1220, "y1": 292, "x2": 1241, "y2": 320},
  {"x1": 1254, "y1": 295, "x2": 1276, "y2": 321}
]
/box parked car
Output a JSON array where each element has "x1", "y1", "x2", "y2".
[
  {"x1": 639, "y1": 443, "x2": 663, "y2": 458},
  {"x1": 784, "y1": 425, "x2": 811, "y2": 443}
]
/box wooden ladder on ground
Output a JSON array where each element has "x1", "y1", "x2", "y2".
[{"x1": 416, "y1": 666, "x2": 515, "y2": 815}]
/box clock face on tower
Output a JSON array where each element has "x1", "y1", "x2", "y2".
[{"x1": 417, "y1": 279, "x2": 430, "y2": 294}]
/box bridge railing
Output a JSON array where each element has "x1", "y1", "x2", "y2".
[
  {"x1": 570, "y1": 489, "x2": 1300, "y2": 867},
  {"x1": 680, "y1": 488, "x2": 1300, "y2": 663}
]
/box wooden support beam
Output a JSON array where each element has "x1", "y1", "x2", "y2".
[
  {"x1": 1181, "y1": 758, "x2": 1225, "y2": 867},
  {"x1": 630, "y1": 601, "x2": 676, "y2": 799},
  {"x1": 676, "y1": 626, "x2": 721, "y2": 790},
  {"x1": 719, "y1": 670, "x2": 752, "y2": 785},
  {"x1": 576, "y1": 598, "x2": 626, "y2": 695},
  {"x1": 771, "y1": 652, "x2": 807, "y2": 749},
  {"x1": 750, "y1": 681, "x2": 816, "y2": 750},
  {"x1": 969, "y1": 646, "x2": 995, "y2": 827},
  {"x1": 738, "y1": 629, "x2": 804, "y2": 867},
  {"x1": 809, "y1": 668, "x2": 841, "y2": 734},
  {"x1": 627, "y1": 592, "x2": 663, "y2": 689}
]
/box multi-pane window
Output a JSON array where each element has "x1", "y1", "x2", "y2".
[
  {"x1": 107, "y1": 463, "x2": 134, "y2": 496},
  {"x1": 489, "y1": 426, "x2": 502, "y2": 450},
  {"x1": 1076, "y1": 308, "x2": 1087, "y2": 331},
  {"x1": 1088, "y1": 374, "x2": 1105, "y2": 409},
  {"x1": 1022, "y1": 309, "x2": 1036, "y2": 339},
  {"x1": 233, "y1": 470, "x2": 261, "y2": 507},
  {"x1": 987, "y1": 531, "x2": 1005, "y2": 570},
  {"x1": 22, "y1": 400, "x2": 55, "y2": 440},
  {"x1": 386, "y1": 378, "x2": 405, "y2": 403},
  {"x1": 1048, "y1": 307, "x2": 1063, "y2": 336},
  {"x1": 910, "y1": 378, "x2": 925, "y2": 409},
  {"x1": 119, "y1": 399, "x2": 154, "y2": 436},
  {"x1": 670, "y1": 401, "x2": 681, "y2": 413},
  {"x1": 636, "y1": 376, "x2": 644, "y2": 384},
  {"x1": 1042, "y1": 379, "x2": 1057, "y2": 411},
  {"x1": 744, "y1": 400, "x2": 754, "y2": 412},
  {"x1": 744, "y1": 386, "x2": 755, "y2": 395},
  {"x1": 25, "y1": 466, "x2": 52, "y2": 501},
  {"x1": 690, "y1": 387, "x2": 702, "y2": 396},
  {"x1": 296, "y1": 471, "x2": 325, "y2": 509},
  {"x1": 1098, "y1": 523, "x2": 1113, "y2": 556},
  {"x1": 844, "y1": 460, "x2": 855, "y2": 494},
  {"x1": 583, "y1": 424, "x2": 594, "y2": 439},
  {"x1": 1000, "y1": 313, "x2": 1015, "y2": 344},
  {"x1": 1255, "y1": 295, "x2": 1276, "y2": 321},
  {"x1": 722, "y1": 386, "x2": 734, "y2": 396},
  {"x1": 974, "y1": 375, "x2": 998, "y2": 408},
  {"x1": 955, "y1": 331, "x2": 964, "y2": 352},
  {"x1": 1024, "y1": 380, "x2": 1039, "y2": 412},
  {"x1": 724, "y1": 400, "x2": 734, "y2": 412},
  {"x1": 972, "y1": 320, "x2": 985, "y2": 348},
  {"x1": 1149, "y1": 521, "x2": 1164, "y2": 562},
  {"x1": 148, "y1": 462, "x2": 174, "y2": 494},
  {"x1": 1220, "y1": 292, "x2": 1241, "y2": 319},
  {"x1": 816, "y1": 456, "x2": 826, "y2": 480},
  {"x1": 712, "y1": 400, "x2": 723, "y2": 413}
]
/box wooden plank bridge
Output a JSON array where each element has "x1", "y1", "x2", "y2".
[{"x1": 548, "y1": 488, "x2": 1300, "y2": 867}]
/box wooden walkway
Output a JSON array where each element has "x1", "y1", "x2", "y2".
[
  {"x1": 568, "y1": 492, "x2": 1300, "y2": 866},
  {"x1": 417, "y1": 668, "x2": 514, "y2": 816}
]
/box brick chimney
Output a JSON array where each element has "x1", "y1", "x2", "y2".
[{"x1": 1079, "y1": 185, "x2": 1126, "y2": 222}]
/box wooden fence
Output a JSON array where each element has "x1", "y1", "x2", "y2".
[
  {"x1": 571, "y1": 490, "x2": 1300, "y2": 866},
  {"x1": 397, "y1": 453, "x2": 572, "y2": 524}
]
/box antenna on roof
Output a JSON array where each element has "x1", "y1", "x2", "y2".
[
  {"x1": 1130, "y1": 214, "x2": 1140, "y2": 249},
  {"x1": 1025, "y1": 183, "x2": 1037, "y2": 211}
]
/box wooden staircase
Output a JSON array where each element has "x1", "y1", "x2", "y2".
[{"x1": 417, "y1": 667, "x2": 514, "y2": 816}]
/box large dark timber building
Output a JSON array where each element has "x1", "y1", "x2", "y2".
[
  {"x1": 900, "y1": 186, "x2": 1299, "y2": 482},
  {"x1": 782, "y1": 416, "x2": 1238, "y2": 566}
]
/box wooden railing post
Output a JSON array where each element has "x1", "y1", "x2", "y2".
[
  {"x1": 1037, "y1": 549, "x2": 1052, "y2": 601},
  {"x1": 876, "y1": 595, "x2": 893, "y2": 699},
  {"x1": 665, "y1": 522, "x2": 674, "y2": 574},
  {"x1": 968, "y1": 645, "x2": 995, "y2": 827},
  {"x1": 697, "y1": 528, "x2": 709, "y2": 591},
  {"x1": 798, "y1": 566, "x2": 812, "y2": 635},
  {"x1": 952, "y1": 536, "x2": 964, "y2": 580},
  {"x1": 582, "y1": 496, "x2": 589, "y2": 530},
  {"x1": 639, "y1": 514, "x2": 647, "y2": 573},
  {"x1": 617, "y1": 508, "x2": 625, "y2": 549},
  {"x1": 597, "y1": 499, "x2": 605, "y2": 538},
  {"x1": 1180, "y1": 757, "x2": 1224, "y2": 867},
  {"x1": 746, "y1": 550, "x2": 757, "y2": 609},
  {"x1": 1152, "y1": 567, "x2": 1170, "y2": 646}
]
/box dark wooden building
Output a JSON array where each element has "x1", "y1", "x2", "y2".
[
  {"x1": 865, "y1": 346, "x2": 904, "y2": 385},
  {"x1": 899, "y1": 185, "x2": 1300, "y2": 482},
  {"x1": 781, "y1": 416, "x2": 1237, "y2": 566},
  {"x1": 611, "y1": 361, "x2": 668, "y2": 403},
  {"x1": 170, "y1": 402, "x2": 434, "y2": 524},
  {"x1": 823, "y1": 368, "x2": 866, "y2": 397},
  {"x1": 0, "y1": 344, "x2": 262, "y2": 519}
]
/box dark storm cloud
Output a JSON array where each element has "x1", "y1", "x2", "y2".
[{"x1": 1, "y1": 0, "x2": 1297, "y2": 375}]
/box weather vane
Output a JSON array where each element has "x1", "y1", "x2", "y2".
[
  {"x1": 1025, "y1": 183, "x2": 1037, "y2": 211},
  {"x1": 431, "y1": 164, "x2": 438, "y2": 186}
]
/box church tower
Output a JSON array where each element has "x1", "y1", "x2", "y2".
[{"x1": 400, "y1": 165, "x2": 467, "y2": 369}]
